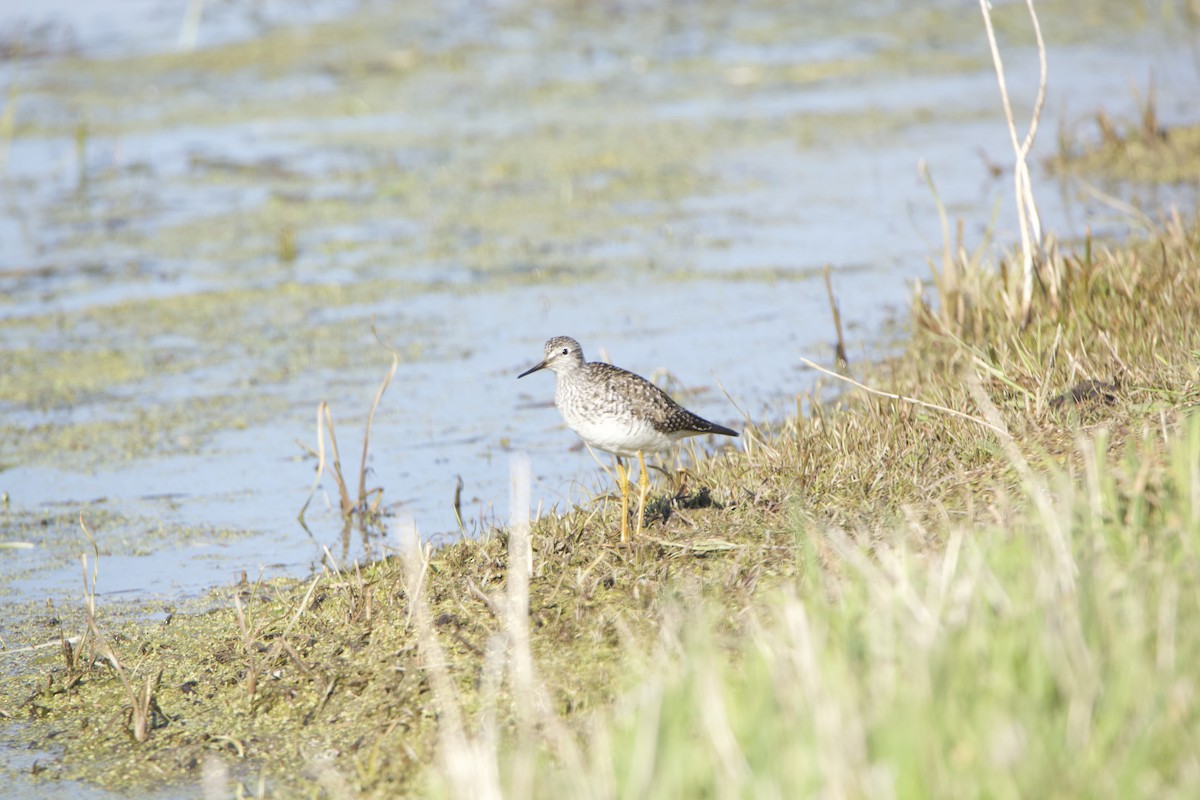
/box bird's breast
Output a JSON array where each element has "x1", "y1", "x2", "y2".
[{"x1": 554, "y1": 380, "x2": 671, "y2": 456}]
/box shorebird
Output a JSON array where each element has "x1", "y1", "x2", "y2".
[{"x1": 518, "y1": 336, "x2": 739, "y2": 542}]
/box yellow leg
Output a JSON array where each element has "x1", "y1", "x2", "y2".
[
  {"x1": 615, "y1": 459, "x2": 630, "y2": 543},
  {"x1": 635, "y1": 450, "x2": 650, "y2": 540}
]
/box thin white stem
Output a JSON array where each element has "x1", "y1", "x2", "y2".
[
  {"x1": 979, "y1": 0, "x2": 1048, "y2": 318},
  {"x1": 800, "y1": 357, "x2": 1006, "y2": 436}
]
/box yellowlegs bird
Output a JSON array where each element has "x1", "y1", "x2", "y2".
[{"x1": 518, "y1": 336, "x2": 739, "y2": 542}]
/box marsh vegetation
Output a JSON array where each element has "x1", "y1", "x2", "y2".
[{"x1": 2, "y1": 0, "x2": 1200, "y2": 797}]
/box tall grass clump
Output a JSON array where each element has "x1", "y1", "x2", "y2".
[{"x1": 487, "y1": 415, "x2": 1200, "y2": 797}]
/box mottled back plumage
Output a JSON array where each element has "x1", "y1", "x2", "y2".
[{"x1": 518, "y1": 336, "x2": 738, "y2": 457}]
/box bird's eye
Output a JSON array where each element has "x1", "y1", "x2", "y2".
[{"x1": 561, "y1": 348, "x2": 569, "y2": 355}]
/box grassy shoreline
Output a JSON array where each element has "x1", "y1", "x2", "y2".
[{"x1": 4, "y1": 132, "x2": 1200, "y2": 796}]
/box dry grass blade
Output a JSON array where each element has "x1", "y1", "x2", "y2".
[
  {"x1": 505, "y1": 455, "x2": 585, "y2": 783},
  {"x1": 231, "y1": 591, "x2": 260, "y2": 704},
  {"x1": 281, "y1": 573, "x2": 324, "y2": 637},
  {"x1": 77, "y1": 514, "x2": 112, "y2": 669},
  {"x1": 453, "y1": 475, "x2": 467, "y2": 535},
  {"x1": 648, "y1": 537, "x2": 738, "y2": 553},
  {"x1": 697, "y1": 661, "x2": 751, "y2": 794},
  {"x1": 127, "y1": 669, "x2": 165, "y2": 743},
  {"x1": 507, "y1": 454, "x2": 536, "y2": 797},
  {"x1": 920, "y1": 159, "x2": 955, "y2": 285},
  {"x1": 78, "y1": 514, "x2": 166, "y2": 742},
  {"x1": 323, "y1": 403, "x2": 353, "y2": 516},
  {"x1": 298, "y1": 401, "x2": 331, "y2": 523},
  {"x1": 823, "y1": 265, "x2": 849, "y2": 366},
  {"x1": 800, "y1": 356, "x2": 1005, "y2": 435},
  {"x1": 0, "y1": 636, "x2": 83, "y2": 657},
  {"x1": 1075, "y1": 178, "x2": 1157, "y2": 231},
  {"x1": 964, "y1": 370, "x2": 1076, "y2": 591},
  {"x1": 397, "y1": 517, "x2": 501, "y2": 798},
  {"x1": 358, "y1": 353, "x2": 399, "y2": 511},
  {"x1": 299, "y1": 356, "x2": 398, "y2": 523}
]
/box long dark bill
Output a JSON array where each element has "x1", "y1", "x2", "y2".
[{"x1": 517, "y1": 360, "x2": 547, "y2": 379}]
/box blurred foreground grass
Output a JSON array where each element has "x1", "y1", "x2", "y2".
[{"x1": 500, "y1": 418, "x2": 1200, "y2": 798}]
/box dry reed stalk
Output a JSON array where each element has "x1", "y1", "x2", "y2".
[{"x1": 978, "y1": 0, "x2": 1048, "y2": 322}]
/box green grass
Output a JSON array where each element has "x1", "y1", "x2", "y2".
[{"x1": 494, "y1": 417, "x2": 1200, "y2": 798}]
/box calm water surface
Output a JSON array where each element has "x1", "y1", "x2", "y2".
[{"x1": 1, "y1": 0, "x2": 1198, "y2": 606}]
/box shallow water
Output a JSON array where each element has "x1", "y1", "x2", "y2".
[{"x1": 1, "y1": 0, "x2": 1198, "y2": 612}]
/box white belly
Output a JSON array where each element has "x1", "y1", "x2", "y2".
[{"x1": 561, "y1": 408, "x2": 673, "y2": 457}]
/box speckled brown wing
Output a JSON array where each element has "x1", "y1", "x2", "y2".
[{"x1": 585, "y1": 362, "x2": 739, "y2": 438}]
